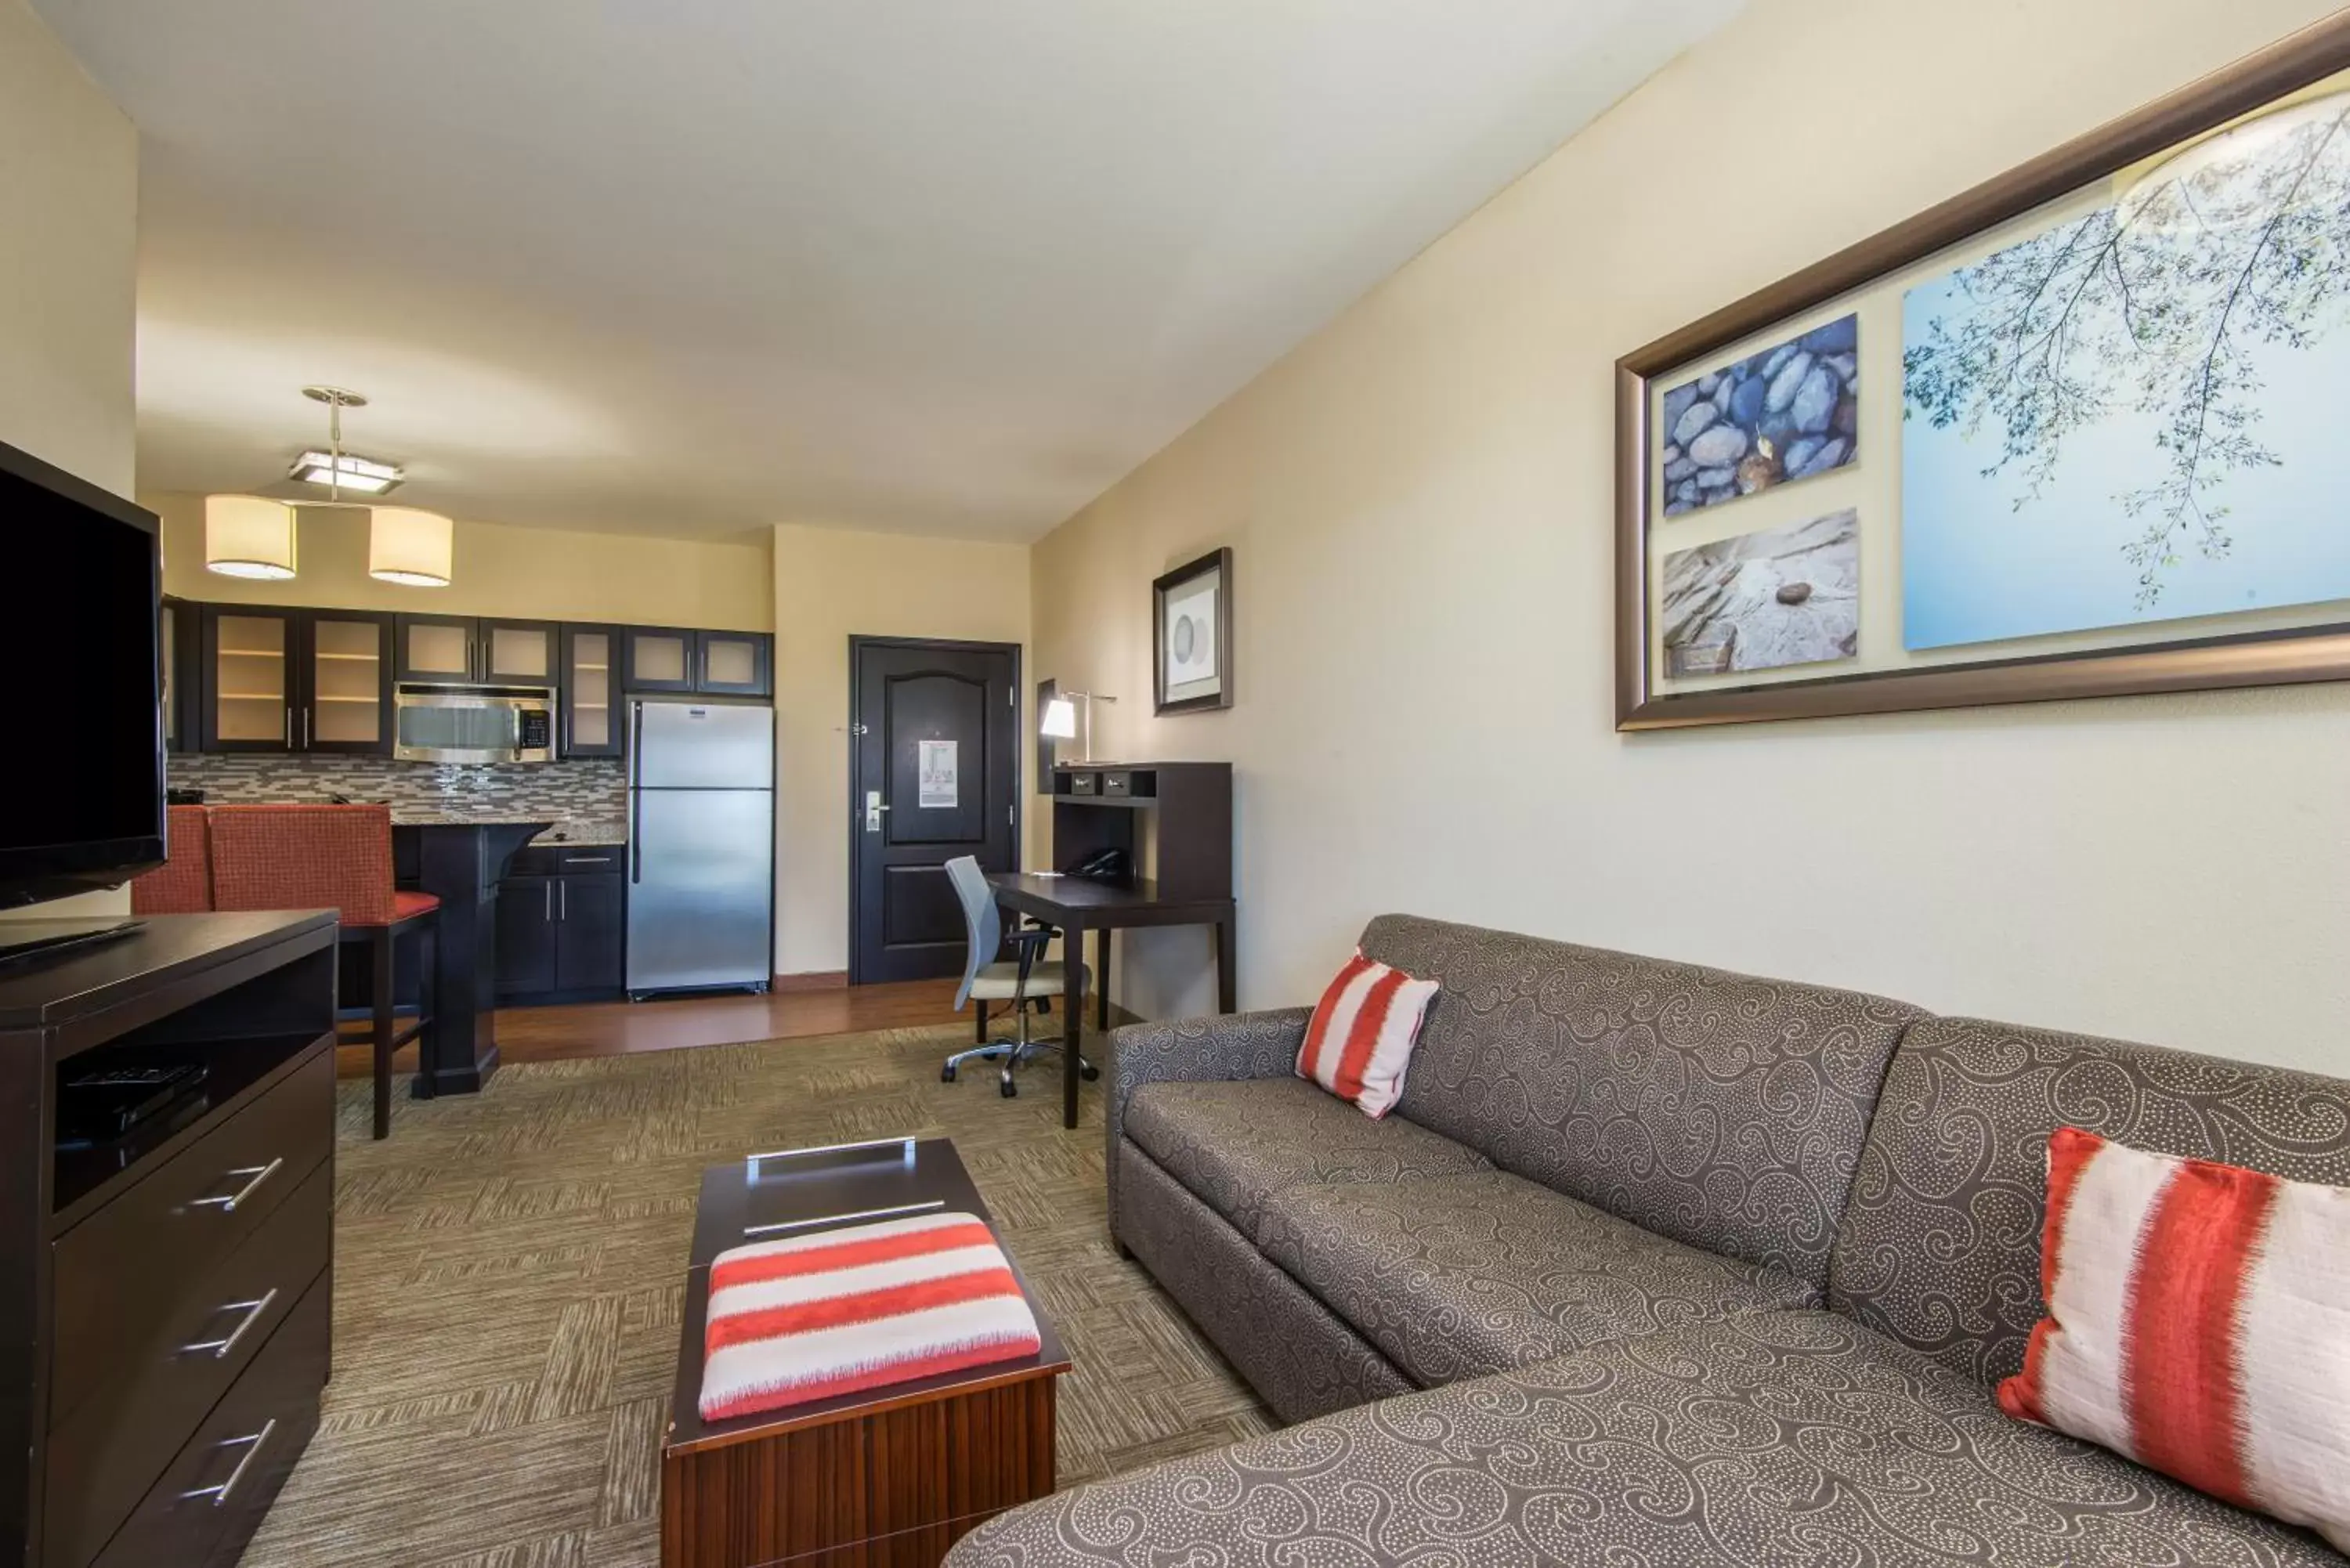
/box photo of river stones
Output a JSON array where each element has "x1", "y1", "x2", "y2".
[
  {"x1": 1657, "y1": 314, "x2": 1860, "y2": 518},
  {"x1": 1661, "y1": 508, "x2": 1860, "y2": 677}
]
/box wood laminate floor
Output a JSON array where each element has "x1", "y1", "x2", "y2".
[
  {"x1": 249, "y1": 1020, "x2": 1270, "y2": 1568},
  {"x1": 336, "y1": 977, "x2": 968, "y2": 1079}
]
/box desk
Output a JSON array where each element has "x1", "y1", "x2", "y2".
[{"x1": 986, "y1": 872, "x2": 1237, "y2": 1129}]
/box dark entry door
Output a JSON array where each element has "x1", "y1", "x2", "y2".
[{"x1": 849, "y1": 637, "x2": 1021, "y2": 984}]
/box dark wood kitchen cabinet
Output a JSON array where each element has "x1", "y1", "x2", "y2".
[
  {"x1": 559, "y1": 623, "x2": 623, "y2": 757},
  {"x1": 201, "y1": 605, "x2": 394, "y2": 755},
  {"x1": 622, "y1": 627, "x2": 772, "y2": 699},
  {"x1": 394, "y1": 616, "x2": 558, "y2": 687},
  {"x1": 495, "y1": 848, "x2": 626, "y2": 1003}
]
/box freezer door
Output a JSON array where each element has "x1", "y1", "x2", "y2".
[
  {"x1": 631, "y1": 699, "x2": 775, "y2": 789},
  {"x1": 626, "y1": 786, "x2": 774, "y2": 991}
]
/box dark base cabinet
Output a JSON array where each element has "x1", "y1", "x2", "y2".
[
  {"x1": 495, "y1": 846, "x2": 626, "y2": 1004},
  {"x1": 0, "y1": 912, "x2": 338, "y2": 1568}
]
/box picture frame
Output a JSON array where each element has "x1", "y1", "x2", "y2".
[
  {"x1": 1153, "y1": 547, "x2": 1233, "y2": 715},
  {"x1": 1616, "y1": 13, "x2": 2350, "y2": 730}
]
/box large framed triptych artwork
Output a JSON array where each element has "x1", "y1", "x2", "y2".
[{"x1": 1615, "y1": 13, "x2": 2350, "y2": 728}]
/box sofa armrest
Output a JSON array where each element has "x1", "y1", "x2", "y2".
[{"x1": 1105, "y1": 1007, "x2": 1311, "y2": 1241}]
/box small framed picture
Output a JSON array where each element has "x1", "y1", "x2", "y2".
[{"x1": 1153, "y1": 547, "x2": 1232, "y2": 714}]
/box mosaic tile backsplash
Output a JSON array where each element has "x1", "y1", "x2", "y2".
[{"x1": 167, "y1": 754, "x2": 629, "y2": 844}]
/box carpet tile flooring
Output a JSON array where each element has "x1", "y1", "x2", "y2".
[{"x1": 237, "y1": 1023, "x2": 1272, "y2": 1568}]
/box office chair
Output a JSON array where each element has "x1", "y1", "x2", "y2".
[{"x1": 942, "y1": 856, "x2": 1097, "y2": 1098}]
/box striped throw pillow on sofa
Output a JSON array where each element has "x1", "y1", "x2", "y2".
[
  {"x1": 1294, "y1": 952, "x2": 1438, "y2": 1118},
  {"x1": 1998, "y1": 1126, "x2": 2350, "y2": 1552}
]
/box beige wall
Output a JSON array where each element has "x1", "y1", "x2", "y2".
[
  {"x1": 1032, "y1": 0, "x2": 2350, "y2": 1076},
  {"x1": 150, "y1": 493, "x2": 773, "y2": 630},
  {"x1": 771, "y1": 523, "x2": 1030, "y2": 976},
  {"x1": 3, "y1": 0, "x2": 138, "y2": 919}
]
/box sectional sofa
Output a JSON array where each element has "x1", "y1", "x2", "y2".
[{"x1": 948, "y1": 913, "x2": 2350, "y2": 1567}]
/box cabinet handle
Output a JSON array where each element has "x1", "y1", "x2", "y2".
[
  {"x1": 183, "y1": 1288, "x2": 278, "y2": 1359},
  {"x1": 301, "y1": 707, "x2": 310, "y2": 749},
  {"x1": 183, "y1": 1417, "x2": 276, "y2": 1507},
  {"x1": 563, "y1": 856, "x2": 613, "y2": 865},
  {"x1": 283, "y1": 706, "x2": 291, "y2": 747},
  {"x1": 559, "y1": 880, "x2": 567, "y2": 920},
  {"x1": 191, "y1": 1158, "x2": 284, "y2": 1213},
  {"x1": 544, "y1": 881, "x2": 553, "y2": 921}
]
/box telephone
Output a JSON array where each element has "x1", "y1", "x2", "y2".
[{"x1": 1065, "y1": 846, "x2": 1132, "y2": 883}]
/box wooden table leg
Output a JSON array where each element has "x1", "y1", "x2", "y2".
[
  {"x1": 1097, "y1": 929, "x2": 1112, "y2": 1030},
  {"x1": 1063, "y1": 919, "x2": 1086, "y2": 1130},
  {"x1": 1216, "y1": 913, "x2": 1237, "y2": 1013}
]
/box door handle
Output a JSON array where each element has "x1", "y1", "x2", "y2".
[{"x1": 866, "y1": 791, "x2": 889, "y2": 832}]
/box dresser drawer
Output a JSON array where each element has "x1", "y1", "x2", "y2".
[
  {"x1": 87, "y1": 1273, "x2": 328, "y2": 1568},
  {"x1": 52, "y1": 1044, "x2": 331, "y2": 1425},
  {"x1": 44, "y1": 1165, "x2": 330, "y2": 1568}
]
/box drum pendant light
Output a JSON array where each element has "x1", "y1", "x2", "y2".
[{"x1": 204, "y1": 494, "x2": 298, "y2": 580}]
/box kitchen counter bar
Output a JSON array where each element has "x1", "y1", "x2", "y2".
[{"x1": 392, "y1": 820, "x2": 548, "y2": 1096}]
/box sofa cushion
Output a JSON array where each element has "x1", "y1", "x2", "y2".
[
  {"x1": 1831, "y1": 1016, "x2": 2350, "y2": 1390},
  {"x1": 1122, "y1": 1077, "x2": 1491, "y2": 1240},
  {"x1": 1360, "y1": 913, "x2": 1925, "y2": 1292},
  {"x1": 947, "y1": 1310, "x2": 2350, "y2": 1568},
  {"x1": 1257, "y1": 1170, "x2": 1819, "y2": 1387}
]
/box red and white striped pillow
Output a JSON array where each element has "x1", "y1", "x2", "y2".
[
  {"x1": 1998, "y1": 1127, "x2": 2350, "y2": 1550},
  {"x1": 1294, "y1": 952, "x2": 1440, "y2": 1118},
  {"x1": 700, "y1": 1210, "x2": 1041, "y2": 1422}
]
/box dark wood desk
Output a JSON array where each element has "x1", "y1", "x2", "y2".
[{"x1": 986, "y1": 872, "x2": 1237, "y2": 1129}]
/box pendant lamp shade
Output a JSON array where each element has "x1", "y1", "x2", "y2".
[
  {"x1": 204, "y1": 495, "x2": 298, "y2": 580},
  {"x1": 368, "y1": 507, "x2": 454, "y2": 587}
]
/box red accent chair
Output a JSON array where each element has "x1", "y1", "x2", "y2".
[
  {"x1": 208, "y1": 804, "x2": 438, "y2": 1139},
  {"x1": 128, "y1": 804, "x2": 215, "y2": 915}
]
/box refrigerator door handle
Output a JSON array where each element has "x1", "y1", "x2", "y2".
[{"x1": 629, "y1": 700, "x2": 645, "y2": 884}]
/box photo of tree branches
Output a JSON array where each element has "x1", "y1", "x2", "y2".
[{"x1": 1901, "y1": 84, "x2": 2350, "y2": 652}]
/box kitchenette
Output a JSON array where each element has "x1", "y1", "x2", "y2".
[{"x1": 159, "y1": 604, "x2": 777, "y2": 1096}]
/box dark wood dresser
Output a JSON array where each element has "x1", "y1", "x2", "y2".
[{"x1": 0, "y1": 912, "x2": 338, "y2": 1568}]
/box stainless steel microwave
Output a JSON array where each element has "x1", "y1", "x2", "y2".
[{"x1": 393, "y1": 687, "x2": 555, "y2": 764}]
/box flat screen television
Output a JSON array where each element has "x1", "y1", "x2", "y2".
[{"x1": 0, "y1": 436, "x2": 164, "y2": 916}]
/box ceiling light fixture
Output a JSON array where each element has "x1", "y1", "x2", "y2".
[
  {"x1": 204, "y1": 493, "x2": 298, "y2": 580},
  {"x1": 293, "y1": 385, "x2": 403, "y2": 497}
]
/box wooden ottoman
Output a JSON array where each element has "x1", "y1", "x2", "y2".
[{"x1": 662, "y1": 1139, "x2": 1070, "y2": 1568}]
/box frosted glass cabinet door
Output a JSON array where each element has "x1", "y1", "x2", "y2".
[
  {"x1": 623, "y1": 627, "x2": 696, "y2": 693},
  {"x1": 306, "y1": 612, "x2": 393, "y2": 752},
  {"x1": 560, "y1": 623, "x2": 622, "y2": 757},
  {"x1": 204, "y1": 607, "x2": 295, "y2": 751},
  {"x1": 481, "y1": 619, "x2": 558, "y2": 685}
]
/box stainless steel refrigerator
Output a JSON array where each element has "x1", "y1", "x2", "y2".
[{"x1": 625, "y1": 698, "x2": 775, "y2": 998}]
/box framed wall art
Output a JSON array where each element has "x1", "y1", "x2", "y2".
[
  {"x1": 1616, "y1": 13, "x2": 2350, "y2": 729},
  {"x1": 1154, "y1": 547, "x2": 1233, "y2": 714}
]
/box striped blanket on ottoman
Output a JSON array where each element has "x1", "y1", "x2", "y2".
[{"x1": 699, "y1": 1209, "x2": 1043, "y2": 1422}]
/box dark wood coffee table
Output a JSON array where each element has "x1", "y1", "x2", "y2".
[{"x1": 661, "y1": 1137, "x2": 1070, "y2": 1568}]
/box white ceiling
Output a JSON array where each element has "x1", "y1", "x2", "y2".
[{"x1": 38, "y1": 0, "x2": 1741, "y2": 542}]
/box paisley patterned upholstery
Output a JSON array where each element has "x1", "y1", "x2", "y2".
[
  {"x1": 1104, "y1": 1008, "x2": 1314, "y2": 1240},
  {"x1": 948, "y1": 1310, "x2": 2349, "y2": 1568},
  {"x1": 1255, "y1": 1171, "x2": 1818, "y2": 1388},
  {"x1": 1359, "y1": 914, "x2": 1925, "y2": 1288},
  {"x1": 1116, "y1": 1145, "x2": 1416, "y2": 1423},
  {"x1": 1830, "y1": 1015, "x2": 2350, "y2": 1389},
  {"x1": 1121, "y1": 1077, "x2": 1492, "y2": 1243}
]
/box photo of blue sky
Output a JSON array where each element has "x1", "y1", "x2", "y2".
[{"x1": 1901, "y1": 95, "x2": 2350, "y2": 651}]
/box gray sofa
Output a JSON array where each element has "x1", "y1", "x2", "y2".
[{"x1": 946, "y1": 914, "x2": 2350, "y2": 1568}]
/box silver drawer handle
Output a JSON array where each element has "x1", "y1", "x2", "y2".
[
  {"x1": 563, "y1": 855, "x2": 613, "y2": 864},
  {"x1": 183, "y1": 1288, "x2": 279, "y2": 1360},
  {"x1": 183, "y1": 1417, "x2": 275, "y2": 1507},
  {"x1": 191, "y1": 1158, "x2": 284, "y2": 1213}
]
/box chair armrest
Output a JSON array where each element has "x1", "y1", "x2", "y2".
[{"x1": 1104, "y1": 1006, "x2": 1311, "y2": 1239}]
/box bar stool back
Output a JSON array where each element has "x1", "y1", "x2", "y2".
[{"x1": 208, "y1": 804, "x2": 438, "y2": 1138}]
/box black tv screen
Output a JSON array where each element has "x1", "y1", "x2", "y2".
[{"x1": 0, "y1": 439, "x2": 164, "y2": 908}]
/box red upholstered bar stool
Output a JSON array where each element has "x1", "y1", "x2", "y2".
[
  {"x1": 128, "y1": 803, "x2": 215, "y2": 914},
  {"x1": 208, "y1": 804, "x2": 438, "y2": 1139}
]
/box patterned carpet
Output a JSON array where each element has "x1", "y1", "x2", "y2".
[{"x1": 238, "y1": 1023, "x2": 1273, "y2": 1568}]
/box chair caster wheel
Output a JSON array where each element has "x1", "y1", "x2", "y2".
[
  {"x1": 1080, "y1": 1063, "x2": 1101, "y2": 1081},
  {"x1": 941, "y1": 1064, "x2": 958, "y2": 1083},
  {"x1": 1000, "y1": 1075, "x2": 1018, "y2": 1098}
]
